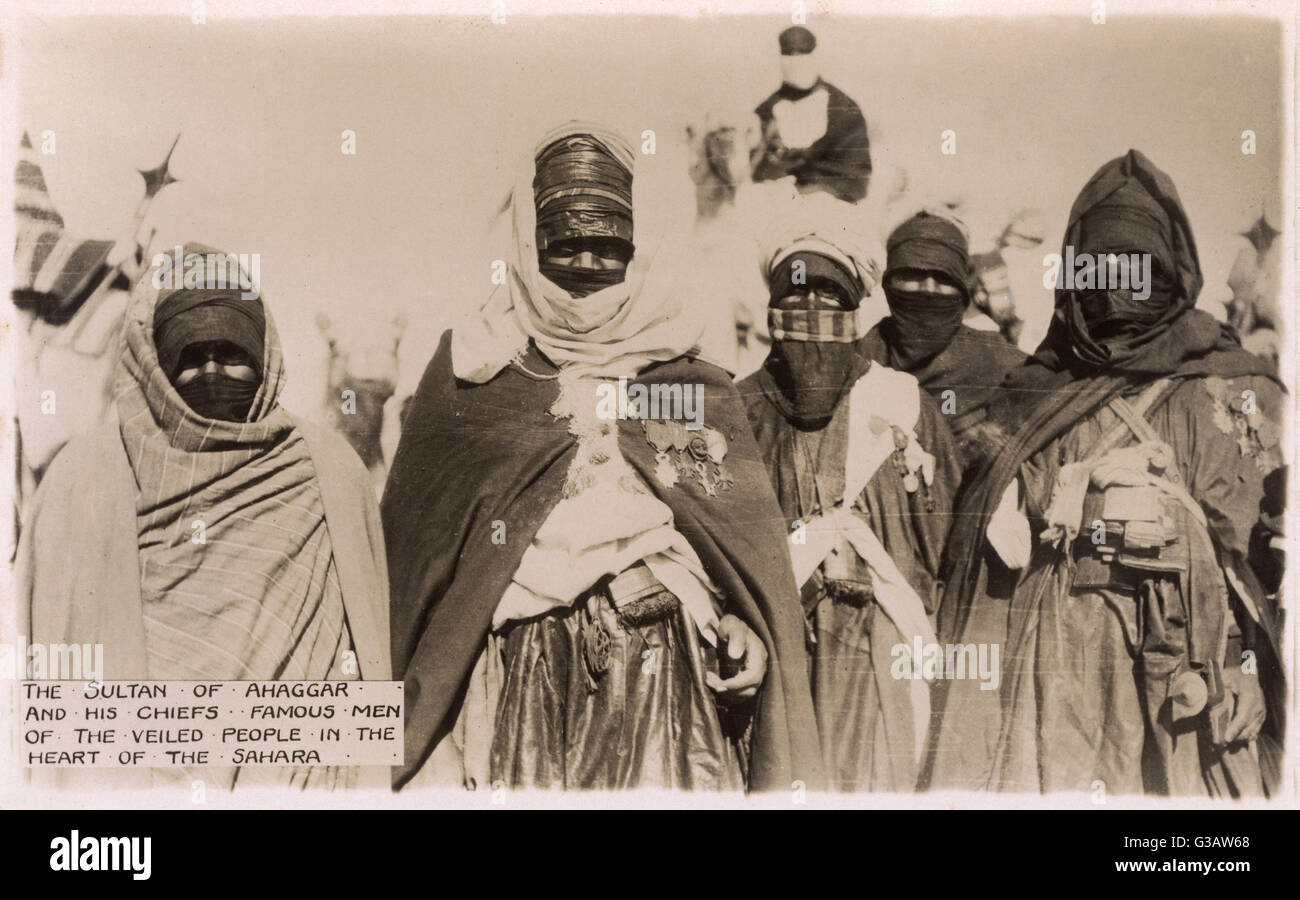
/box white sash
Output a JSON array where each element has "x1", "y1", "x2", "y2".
[{"x1": 785, "y1": 364, "x2": 937, "y2": 761}]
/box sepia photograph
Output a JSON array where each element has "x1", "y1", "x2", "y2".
[{"x1": 0, "y1": 0, "x2": 1295, "y2": 877}]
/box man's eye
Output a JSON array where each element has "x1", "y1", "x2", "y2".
[{"x1": 809, "y1": 286, "x2": 850, "y2": 307}]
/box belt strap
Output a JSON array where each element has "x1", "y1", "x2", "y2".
[
  {"x1": 1092, "y1": 378, "x2": 1178, "y2": 462},
  {"x1": 1108, "y1": 395, "x2": 1161, "y2": 444},
  {"x1": 1105, "y1": 381, "x2": 1207, "y2": 528}
]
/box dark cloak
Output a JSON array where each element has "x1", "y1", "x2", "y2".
[
  {"x1": 754, "y1": 79, "x2": 872, "y2": 203},
  {"x1": 384, "y1": 331, "x2": 825, "y2": 791},
  {"x1": 936, "y1": 149, "x2": 1281, "y2": 646},
  {"x1": 926, "y1": 150, "x2": 1284, "y2": 793},
  {"x1": 860, "y1": 323, "x2": 1026, "y2": 468}
]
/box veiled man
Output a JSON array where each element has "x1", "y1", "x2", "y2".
[
  {"x1": 18, "y1": 244, "x2": 391, "y2": 791},
  {"x1": 751, "y1": 26, "x2": 872, "y2": 204},
  {"x1": 385, "y1": 122, "x2": 822, "y2": 793},
  {"x1": 927, "y1": 151, "x2": 1285, "y2": 798},
  {"x1": 860, "y1": 211, "x2": 1028, "y2": 476},
  {"x1": 739, "y1": 225, "x2": 961, "y2": 792}
]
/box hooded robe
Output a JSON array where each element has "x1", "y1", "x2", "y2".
[
  {"x1": 926, "y1": 151, "x2": 1284, "y2": 798},
  {"x1": 18, "y1": 253, "x2": 391, "y2": 792}
]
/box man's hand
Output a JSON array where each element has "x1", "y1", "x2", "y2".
[
  {"x1": 705, "y1": 614, "x2": 768, "y2": 703},
  {"x1": 1221, "y1": 666, "x2": 1267, "y2": 744}
]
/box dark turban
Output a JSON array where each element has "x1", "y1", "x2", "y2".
[
  {"x1": 1077, "y1": 182, "x2": 1175, "y2": 267},
  {"x1": 779, "y1": 26, "x2": 816, "y2": 55},
  {"x1": 881, "y1": 212, "x2": 972, "y2": 370},
  {"x1": 154, "y1": 275, "x2": 265, "y2": 382},
  {"x1": 884, "y1": 212, "x2": 972, "y2": 302},
  {"x1": 533, "y1": 133, "x2": 633, "y2": 251}
]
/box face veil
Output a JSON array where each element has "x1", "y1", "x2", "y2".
[
  {"x1": 765, "y1": 249, "x2": 865, "y2": 426},
  {"x1": 881, "y1": 211, "x2": 972, "y2": 371},
  {"x1": 1060, "y1": 180, "x2": 1189, "y2": 369},
  {"x1": 153, "y1": 288, "x2": 266, "y2": 422}
]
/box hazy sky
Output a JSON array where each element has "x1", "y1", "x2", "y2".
[{"x1": 10, "y1": 8, "x2": 1286, "y2": 409}]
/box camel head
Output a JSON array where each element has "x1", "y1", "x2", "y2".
[
  {"x1": 685, "y1": 115, "x2": 752, "y2": 220},
  {"x1": 316, "y1": 311, "x2": 407, "y2": 470}
]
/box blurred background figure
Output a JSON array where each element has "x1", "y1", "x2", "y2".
[
  {"x1": 316, "y1": 311, "x2": 408, "y2": 497},
  {"x1": 967, "y1": 208, "x2": 1050, "y2": 350},
  {"x1": 751, "y1": 25, "x2": 872, "y2": 205},
  {"x1": 684, "y1": 111, "x2": 771, "y2": 377},
  {"x1": 1225, "y1": 205, "x2": 1282, "y2": 374},
  {"x1": 9, "y1": 132, "x2": 177, "y2": 556},
  {"x1": 995, "y1": 209, "x2": 1053, "y2": 353}
]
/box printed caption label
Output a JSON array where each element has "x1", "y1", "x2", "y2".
[{"x1": 20, "y1": 681, "x2": 403, "y2": 767}]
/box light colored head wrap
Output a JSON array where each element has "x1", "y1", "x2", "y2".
[
  {"x1": 759, "y1": 193, "x2": 883, "y2": 302},
  {"x1": 453, "y1": 121, "x2": 716, "y2": 382}
]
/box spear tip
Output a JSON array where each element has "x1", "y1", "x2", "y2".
[{"x1": 137, "y1": 132, "x2": 182, "y2": 199}]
